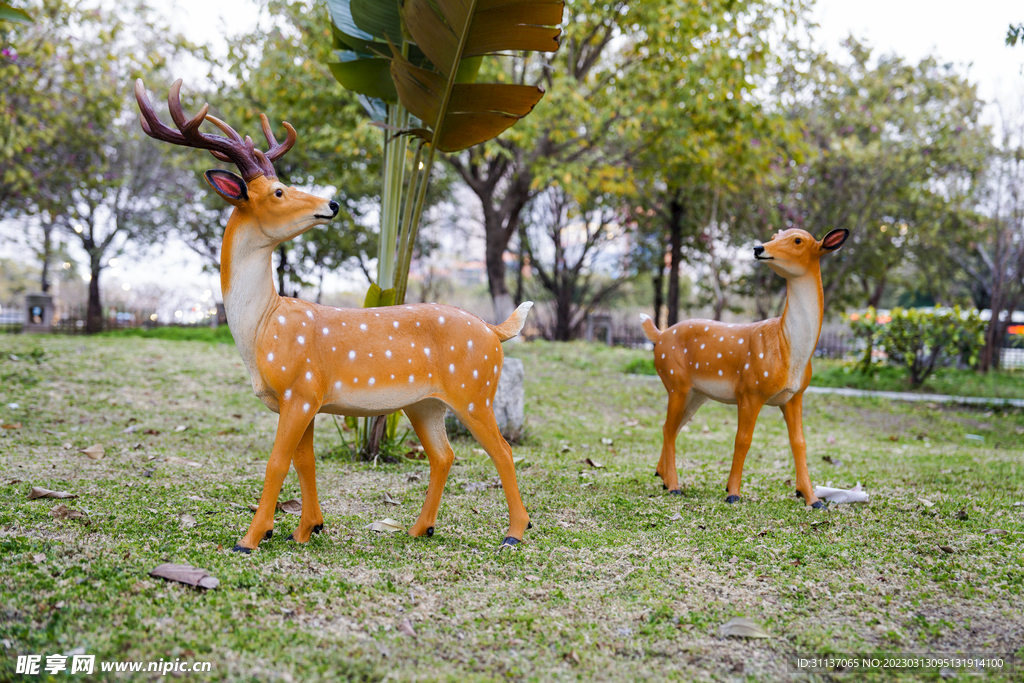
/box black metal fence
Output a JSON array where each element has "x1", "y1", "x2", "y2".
[{"x1": 0, "y1": 304, "x2": 159, "y2": 334}]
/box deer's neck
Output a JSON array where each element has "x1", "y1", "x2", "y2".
[
  {"x1": 780, "y1": 268, "x2": 823, "y2": 381},
  {"x1": 220, "y1": 217, "x2": 280, "y2": 379}
]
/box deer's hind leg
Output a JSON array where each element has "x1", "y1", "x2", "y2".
[
  {"x1": 404, "y1": 399, "x2": 455, "y2": 538},
  {"x1": 287, "y1": 419, "x2": 325, "y2": 543},
  {"x1": 454, "y1": 405, "x2": 529, "y2": 550},
  {"x1": 657, "y1": 387, "x2": 707, "y2": 494}
]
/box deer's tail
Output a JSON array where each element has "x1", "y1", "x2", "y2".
[
  {"x1": 490, "y1": 302, "x2": 533, "y2": 341},
  {"x1": 639, "y1": 313, "x2": 661, "y2": 342}
]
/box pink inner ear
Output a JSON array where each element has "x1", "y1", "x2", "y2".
[
  {"x1": 214, "y1": 176, "x2": 241, "y2": 196},
  {"x1": 823, "y1": 231, "x2": 845, "y2": 248}
]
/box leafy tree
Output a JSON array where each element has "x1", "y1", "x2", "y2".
[
  {"x1": 767, "y1": 40, "x2": 991, "y2": 311},
  {"x1": 1, "y1": 0, "x2": 201, "y2": 331},
  {"x1": 877, "y1": 306, "x2": 985, "y2": 386}
]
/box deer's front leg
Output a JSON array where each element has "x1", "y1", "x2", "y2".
[
  {"x1": 780, "y1": 391, "x2": 822, "y2": 508},
  {"x1": 234, "y1": 403, "x2": 314, "y2": 553},
  {"x1": 725, "y1": 394, "x2": 765, "y2": 503},
  {"x1": 287, "y1": 419, "x2": 325, "y2": 543}
]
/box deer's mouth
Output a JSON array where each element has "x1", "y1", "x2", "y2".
[
  {"x1": 313, "y1": 214, "x2": 335, "y2": 220},
  {"x1": 754, "y1": 254, "x2": 774, "y2": 261}
]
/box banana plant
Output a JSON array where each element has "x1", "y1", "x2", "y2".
[{"x1": 325, "y1": 0, "x2": 562, "y2": 456}]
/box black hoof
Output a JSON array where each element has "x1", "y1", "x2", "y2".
[
  {"x1": 426, "y1": 526, "x2": 434, "y2": 537},
  {"x1": 725, "y1": 495, "x2": 741, "y2": 504},
  {"x1": 527, "y1": 522, "x2": 533, "y2": 530},
  {"x1": 263, "y1": 529, "x2": 273, "y2": 540},
  {"x1": 285, "y1": 534, "x2": 295, "y2": 542},
  {"x1": 811, "y1": 501, "x2": 825, "y2": 509},
  {"x1": 231, "y1": 545, "x2": 252, "y2": 554},
  {"x1": 669, "y1": 489, "x2": 682, "y2": 496},
  {"x1": 795, "y1": 490, "x2": 805, "y2": 499},
  {"x1": 312, "y1": 524, "x2": 324, "y2": 534},
  {"x1": 499, "y1": 536, "x2": 521, "y2": 550}
]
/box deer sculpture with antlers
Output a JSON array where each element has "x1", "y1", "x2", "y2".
[
  {"x1": 641, "y1": 228, "x2": 849, "y2": 507},
  {"x1": 135, "y1": 79, "x2": 533, "y2": 552}
]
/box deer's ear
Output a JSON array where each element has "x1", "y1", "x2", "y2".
[
  {"x1": 820, "y1": 228, "x2": 849, "y2": 251},
  {"x1": 205, "y1": 170, "x2": 248, "y2": 204}
]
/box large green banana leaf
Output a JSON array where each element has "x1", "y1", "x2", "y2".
[
  {"x1": 391, "y1": 0, "x2": 563, "y2": 152},
  {"x1": 0, "y1": 1, "x2": 32, "y2": 23}
]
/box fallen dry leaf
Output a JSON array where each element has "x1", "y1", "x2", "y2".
[
  {"x1": 600, "y1": 437, "x2": 613, "y2": 446},
  {"x1": 398, "y1": 618, "x2": 416, "y2": 638},
  {"x1": 62, "y1": 443, "x2": 72, "y2": 450},
  {"x1": 718, "y1": 617, "x2": 771, "y2": 639},
  {"x1": 472, "y1": 448, "x2": 486, "y2": 456},
  {"x1": 1, "y1": 422, "x2": 21, "y2": 430},
  {"x1": 50, "y1": 503, "x2": 89, "y2": 522},
  {"x1": 624, "y1": 418, "x2": 639, "y2": 427},
  {"x1": 564, "y1": 650, "x2": 581, "y2": 666},
  {"x1": 27, "y1": 487, "x2": 76, "y2": 500},
  {"x1": 512, "y1": 456, "x2": 526, "y2": 466},
  {"x1": 277, "y1": 499, "x2": 301, "y2": 515},
  {"x1": 826, "y1": 434, "x2": 837, "y2": 445},
  {"x1": 80, "y1": 444, "x2": 104, "y2": 460},
  {"x1": 382, "y1": 491, "x2": 400, "y2": 506},
  {"x1": 668, "y1": 513, "x2": 683, "y2": 522},
  {"x1": 248, "y1": 504, "x2": 259, "y2": 512},
  {"x1": 33, "y1": 553, "x2": 45, "y2": 563},
  {"x1": 163, "y1": 456, "x2": 202, "y2": 468},
  {"x1": 584, "y1": 458, "x2": 604, "y2": 469},
  {"x1": 367, "y1": 518, "x2": 404, "y2": 533},
  {"x1": 149, "y1": 563, "x2": 219, "y2": 589},
  {"x1": 939, "y1": 545, "x2": 954, "y2": 553},
  {"x1": 982, "y1": 528, "x2": 1009, "y2": 536},
  {"x1": 917, "y1": 497, "x2": 934, "y2": 508},
  {"x1": 179, "y1": 514, "x2": 197, "y2": 529},
  {"x1": 174, "y1": 425, "x2": 187, "y2": 432},
  {"x1": 525, "y1": 574, "x2": 540, "y2": 582}
]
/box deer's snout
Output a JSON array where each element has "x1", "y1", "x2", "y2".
[
  {"x1": 328, "y1": 200, "x2": 339, "y2": 216},
  {"x1": 753, "y1": 245, "x2": 765, "y2": 259}
]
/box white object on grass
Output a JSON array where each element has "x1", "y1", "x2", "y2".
[{"x1": 814, "y1": 483, "x2": 869, "y2": 504}]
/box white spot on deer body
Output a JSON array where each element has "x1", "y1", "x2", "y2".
[
  {"x1": 493, "y1": 365, "x2": 497, "y2": 374},
  {"x1": 335, "y1": 381, "x2": 341, "y2": 389},
  {"x1": 281, "y1": 366, "x2": 286, "y2": 371},
  {"x1": 759, "y1": 353, "x2": 764, "y2": 358},
  {"x1": 368, "y1": 377, "x2": 375, "y2": 385},
  {"x1": 739, "y1": 338, "x2": 744, "y2": 344},
  {"x1": 360, "y1": 324, "x2": 367, "y2": 331},
  {"x1": 323, "y1": 327, "x2": 329, "y2": 335},
  {"x1": 278, "y1": 316, "x2": 285, "y2": 324},
  {"x1": 744, "y1": 363, "x2": 749, "y2": 369},
  {"x1": 303, "y1": 403, "x2": 310, "y2": 412},
  {"x1": 719, "y1": 370, "x2": 723, "y2": 376},
  {"x1": 661, "y1": 354, "x2": 665, "y2": 359},
  {"x1": 717, "y1": 353, "x2": 722, "y2": 358},
  {"x1": 391, "y1": 374, "x2": 395, "y2": 379},
  {"x1": 374, "y1": 313, "x2": 380, "y2": 317},
  {"x1": 305, "y1": 310, "x2": 313, "y2": 319},
  {"x1": 486, "y1": 399, "x2": 490, "y2": 406},
  {"x1": 284, "y1": 389, "x2": 292, "y2": 399},
  {"x1": 473, "y1": 370, "x2": 478, "y2": 378},
  {"x1": 719, "y1": 336, "x2": 724, "y2": 342},
  {"x1": 468, "y1": 340, "x2": 473, "y2": 349},
  {"x1": 306, "y1": 358, "x2": 310, "y2": 363},
  {"x1": 424, "y1": 348, "x2": 431, "y2": 357},
  {"x1": 368, "y1": 353, "x2": 373, "y2": 358},
  {"x1": 274, "y1": 335, "x2": 277, "y2": 339},
  {"x1": 428, "y1": 373, "x2": 432, "y2": 378},
  {"x1": 461, "y1": 383, "x2": 465, "y2": 388},
  {"x1": 439, "y1": 316, "x2": 445, "y2": 324},
  {"x1": 411, "y1": 342, "x2": 416, "y2": 348},
  {"x1": 332, "y1": 347, "x2": 336, "y2": 351},
  {"x1": 696, "y1": 363, "x2": 700, "y2": 369},
  {"x1": 449, "y1": 364, "x2": 455, "y2": 373},
  {"x1": 301, "y1": 322, "x2": 306, "y2": 327},
  {"x1": 349, "y1": 351, "x2": 356, "y2": 360},
  {"x1": 484, "y1": 355, "x2": 488, "y2": 360},
  {"x1": 385, "y1": 350, "x2": 392, "y2": 359},
  {"x1": 450, "y1": 346, "x2": 455, "y2": 351},
  {"x1": 416, "y1": 322, "x2": 420, "y2": 326},
  {"x1": 393, "y1": 321, "x2": 399, "y2": 329},
  {"x1": 267, "y1": 352, "x2": 274, "y2": 361},
  {"x1": 297, "y1": 336, "x2": 305, "y2": 344},
  {"x1": 705, "y1": 326, "x2": 709, "y2": 331},
  {"x1": 305, "y1": 371, "x2": 312, "y2": 380},
  {"x1": 353, "y1": 378, "x2": 358, "y2": 383},
  {"x1": 764, "y1": 371, "x2": 769, "y2": 377},
  {"x1": 700, "y1": 344, "x2": 705, "y2": 349},
  {"x1": 468, "y1": 403, "x2": 474, "y2": 411},
  {"x1": 409, "y1": 375, "x2": 414, "y2": 383}
]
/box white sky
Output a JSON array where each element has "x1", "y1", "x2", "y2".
[{"x1": 3, "y1": 0, "x2": 1022, "y2": 317}]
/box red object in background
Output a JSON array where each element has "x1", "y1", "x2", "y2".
[{"x1": 1008, "y1": 325, "x2": 1024, "y2": 336}]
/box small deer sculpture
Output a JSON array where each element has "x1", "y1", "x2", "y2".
[
  {"x1": 641, "y1": 228, "x2": 849, "y2": 506},
  {"x1": 135, "y1": 79, "x2": 533, "y2": 551}
]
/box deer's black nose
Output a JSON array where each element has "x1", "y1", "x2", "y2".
[
  {"x1": 329, "y1": 200, "x2": 339, "y2": 216},
  {"x1": 753, "y1": 245, "x2": 764, "y2": 258}
]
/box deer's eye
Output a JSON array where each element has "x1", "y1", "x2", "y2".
[
  {"x1": 794, "y1": 238, "x2": 802, "y2": 245},
  {"x1": 275, "y1": 189, "x2": 283, "y2": 198}
]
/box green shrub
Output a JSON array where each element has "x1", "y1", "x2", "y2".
[
  {"x1": 624, "y1": 357, "x2": 656, "y2": 375},
  {"x1": 876, "y1": 306, "x2": 985, "y2": 387}
]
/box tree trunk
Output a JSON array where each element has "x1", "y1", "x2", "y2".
[
  {"x1": 86, "y1": 260, "x2": 103, "y2": 334},
  {"x1": 867, "y1": 276, "x2": 887, "y2": 308},
  {"x1": 40, "y1": 221, "x2": 52, "y2": 294},
  {"x1": 554, "y1": 285, "x2": 572, "y2": 341},
  {"x1": 652, "y1": 260, "x2": 664, "y2": 330},
  {"x1": 485, "y1": 221, "x2": 513, "y2": 322},
  {"x1": 666, "y1": 198, "x2": 684, "y2": 326},
  {"x1": 514, "y1": 222, "x2": 525, "y2": 307},
  {"x1": 276, "y1": 245, "x2": 288, "y2": 297}
]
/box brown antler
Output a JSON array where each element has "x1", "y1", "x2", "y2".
[{"x1": 134, "y1": 78, "x2": 295, "y2": 181}]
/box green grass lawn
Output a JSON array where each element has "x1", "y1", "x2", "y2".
[{"x1": 1, "y1": 337, "x2": 1022, "y2": 681}]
